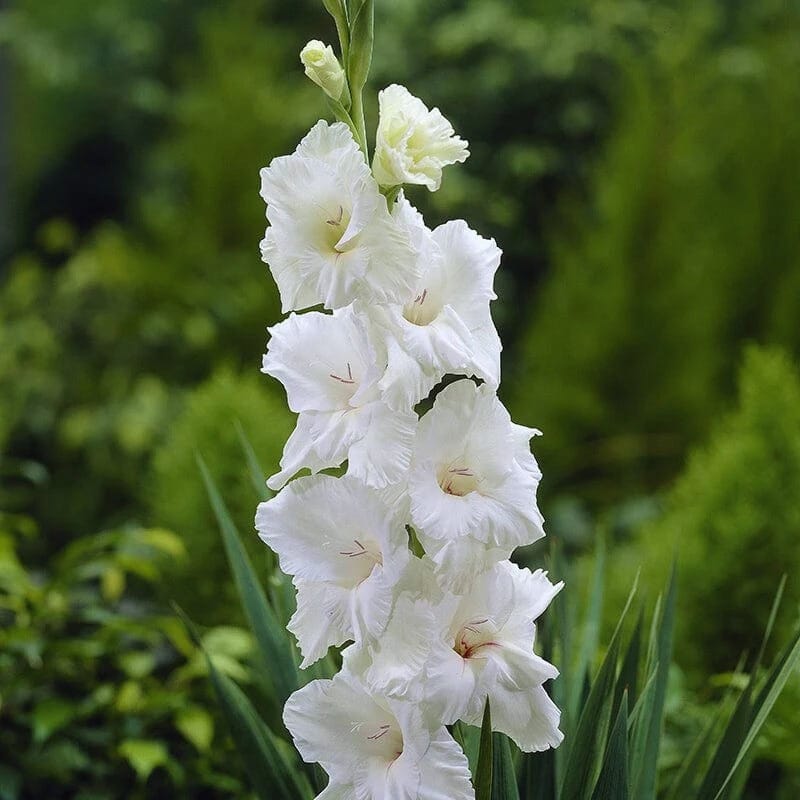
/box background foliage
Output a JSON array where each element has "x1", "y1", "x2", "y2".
[{"x1": 1, "y1": 0, "x2": 799, "y2": 796}]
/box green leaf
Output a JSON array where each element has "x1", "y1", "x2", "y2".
[
  {"x1": 519, "y1": 748, "x2": 556, "y2": 800},
  {"x1": 614, "y1": 609, "x2": 642, "y2": 714},
  {"x1": 32, "y1": 698, "x2": 78, "y2": 744},
  {"x1": 177, "y1": 606, "x2": 312, "y2": 800},
  {"x1": 492, "y1": 733, "x2": 520, "y2": 800},
  {"x1": 321, "y1": 0, "x2": 349, "y2": 61},
  {"x1": 208, "y1": 657, "x2": 313, "y2": 800},
  {"x1": 235, "y1": 421, "x2": 271, "y2": 502},
  {"x1": 475, "y1": 699, "x2": 493, "y2": 800},
  {"x1": 590, "y1": 692, "x2": 629, "y2": 800},
  {"x1": 632, "y1": 565, "x2": 676, "y2": 800},
  {"x1": 711, "y1": 624, "x2": 800, "y2": 800},
  {"x1": 175, "y1": 705, "x2": 215, "y2": 752},
  {"x1": 561, "y1": 572, "x2": 637, "y2": 800},
  {"x1": 118, "y1": 739, "x2": 169, "y2": 782},
  {"x1": 665, "y1": 693, "x2": 732, "y2": 800},
  {"x1": 197, "y1": 455, "x2": 299, "y2": 707},
  {"x1": 453, "y1": 721, "x2": 481, "y2": 777},
  {"x1": 347, "y1": 0, "x2": 373, "y2": 94}
]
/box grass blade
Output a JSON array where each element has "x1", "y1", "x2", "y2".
[
  {"x1": 492, "y1": 733, "x2": 520, "y2": 800},
  {"x1": 590, "y1": 691, "x2": 629, "y2": 800},
  {"x1": 475, "y1": 700, "x2": 493, "y2": 800},
  {"x1": 197, "y1": 455, "x2": 299, "y2": 707},
  {"x1": 632, "y1": 564, "x2": 676, "y2": 800},
  {"x1": 175, "y1": 606, "x2": 311, "y2": 800}
]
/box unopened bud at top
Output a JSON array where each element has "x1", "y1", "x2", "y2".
[{"x1": 300, "y1": 40, "x2": 346, "y2": 101}]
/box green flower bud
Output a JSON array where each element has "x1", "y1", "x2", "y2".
[{"x1": 300, "y1": 40, "x2": 346, "y2": 101}]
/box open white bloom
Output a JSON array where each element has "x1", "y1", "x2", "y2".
[
  {"x1": 284, "y1": 669, "x2": 474, "y2": 800},
  {"x1": 260, "y1": 120, "x2": 420, "y2": 311},
  {"x1": 426, "y1": 561, "x2": 563, "y2": 752},
  {"x1": 359, "y1": 560, "x2": 563, "y2": 753},
  {"x1": 262, "y1": 304, "x2": 417, "y2": 489},
  {"x1": 370, "y1": 197, "x2": 502, "y2": 410},
  {"x1": 300, "y1": 40, "x2": 346, "y2": 100},
  {"x1": 256, "y1": 475, "x2": 410, "y2": 667},
  {"x1": 373, "y1": 84, "x2": 469, "y2": 191},
  {"x1": 408, "y1": 379, "x2": 545, "y2": 586}
]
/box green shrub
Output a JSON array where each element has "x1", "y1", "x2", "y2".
[
  {"x1": 148, "y1": 368, "x2": 293, "y2": 625},
  {"x1": 510, "y1": 8, "x2": 800, "y2": 504},
  {"x1": 619, "y1": 347, "x2": 800, "y2": 676},
  {"x1": 0, "y1": 516, "x2": 254, "y2": 799}
]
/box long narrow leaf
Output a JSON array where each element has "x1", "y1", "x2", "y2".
[
  {"x1": 175, "y1": 606, "x2": 311, "y2": 800},
  {"x1": 209, "y1": 664, "x2": 312, "y2": 800},
  {"x1": 632, "y1": 564, "x2": 676, "y2": 800},
  {"x1": 492, "y1": 733, "x2": 520, "y2": 800},
  {"x1": 197, "y1": 455, "x2": 299, "y2": 706},
  {"x1": 235, "y1": 421, "x2": 271, "y2": 502},
  {"x1": 560, "y1": 635, "x2": 621, "y2": 800},
  {"x1": 475, "y1": 700, "x2": 493, "y2": 800},
  {"x1": 561, "y1": 571, "x2": 638, "y2": 800},
  {"x1": 590, "y1": 692, "x2": 629, "y2": 800},
  {"x1": 711, "y1": 625, "x2": 800, "y2": 800}
]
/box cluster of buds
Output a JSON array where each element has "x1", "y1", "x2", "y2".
[{"x1": 254, "y1": 28, "x2": 563, "y2": 800}]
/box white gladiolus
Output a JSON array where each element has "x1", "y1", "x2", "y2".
[
  {"x1": 373, "y1": 84, "x2": 469, "y2": 191},
  {"x1": 300, "y1": 40, "x2": 346, "y2": 100},
  {"x1": 407, "y1": 378, "x2": 545, "y2": 586},
  {"x1": 368, "y1": 197, "x2": 503, "y2": 411},
  {"x1": 260, "y1": 121, "x2": 420, "y2": 311},
  {"x1": 262, "y1": 304, "x2": 416, "y2": 489},
  {"x1": 284, "y1": 670, "x2": 474, "y2": 800},
  {"x1": 255, "y1": 46, "x2": 562, "y2": 796},
  {"x1": 255, "y1": 475, "x2": 410, "y2": 666}
]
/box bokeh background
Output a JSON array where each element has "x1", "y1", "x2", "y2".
[{"x1": 1, "y1": 0, "x2": 799, "y2": 797}]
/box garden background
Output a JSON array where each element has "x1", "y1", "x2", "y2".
[{"x1": 1, "y1": 0, "x2": 799, "y2": 797}]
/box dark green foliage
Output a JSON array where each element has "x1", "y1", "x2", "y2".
[{"x1": 510, "y1": 5, "x2": 800, "y2": 504}]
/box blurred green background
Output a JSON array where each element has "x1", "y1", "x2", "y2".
[{"x1": 1, "y1": 0, "x2": 799, "y2": 797}]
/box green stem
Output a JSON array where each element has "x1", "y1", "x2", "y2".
[{"x1": 349, "y1": 90, "x2": 369, "y2": 160}]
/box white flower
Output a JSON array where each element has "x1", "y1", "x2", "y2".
[
  {"x1": 256, "y1": 475, "x2": 410, "y2": 667},
  {"x1": 373, "y1": 84, "x2": 469, "y2": 191},
  {"x1": 408, "y1": 379, "x2": 544, "y2": 586},
  {"x1": 262, "y1": 305, "x2": 417, "y2": 489},
  {"x1": 284, "y1": 669, "x2": 475, "y2": 800},
  {"x1": 300, "y1": 40, "x2": 346, "y2": 100},
  {"x1": 359, "y1": 560, "x2": 564, "y2": 753},
  {"x1": 260, "y1": 120, "x2": 420, "y2": 311},
  {"x1": 369, "y1": 197, "x2": 502, "y2": 410}
]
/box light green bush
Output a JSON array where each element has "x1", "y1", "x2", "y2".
[
  {"x1": 621, "y1": 347, "x2": 800, "y2": 675},
  {"x1": 148, "y1": 368, "x2": 293, "y2": 624}
]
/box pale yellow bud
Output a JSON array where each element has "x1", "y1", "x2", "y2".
[{"x1": 300, "y1": 40, "x2": 346, "y2": 101}]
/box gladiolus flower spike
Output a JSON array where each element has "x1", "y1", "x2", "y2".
[{"x1": 254, "y1": 9, "x2": 563, "y2": 798}]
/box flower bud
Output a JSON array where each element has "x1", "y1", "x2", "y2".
[
  {"x1": 300, "y1": 40, "x2": 346, "y2": 101},
  {"x1": 373, "y1": 84, "x2": 469, "y2": 192}
]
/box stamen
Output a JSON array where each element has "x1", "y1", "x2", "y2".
[
  {"x1": 326, "y1": 205, "x2": 344, "y2": 226},
  {"x1": 330, "y1": 361, "x2": 356, "y2": 384},
  {"x1": 367, "y1": 724, "x2": 391, "y2": 741},
  {"x1": 413, "y1": 288, "x2": 428, "y2": 305},
  {"x1": 339, "y1": 539, "x2": 368, "y2": 558}
]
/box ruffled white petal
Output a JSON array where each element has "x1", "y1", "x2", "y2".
[
  {"x1": 373, "y1": 85, "x2": 469, "y2": 192},
  {"x1": 260, "y1": 120, "x2": 420, "y2": 311},
  {"x1": 256, "y1": 475, "x2": 410, "y2": 666},
  {"x1": 408, "y1": 380, "x2": 545, "y2": 584}
]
